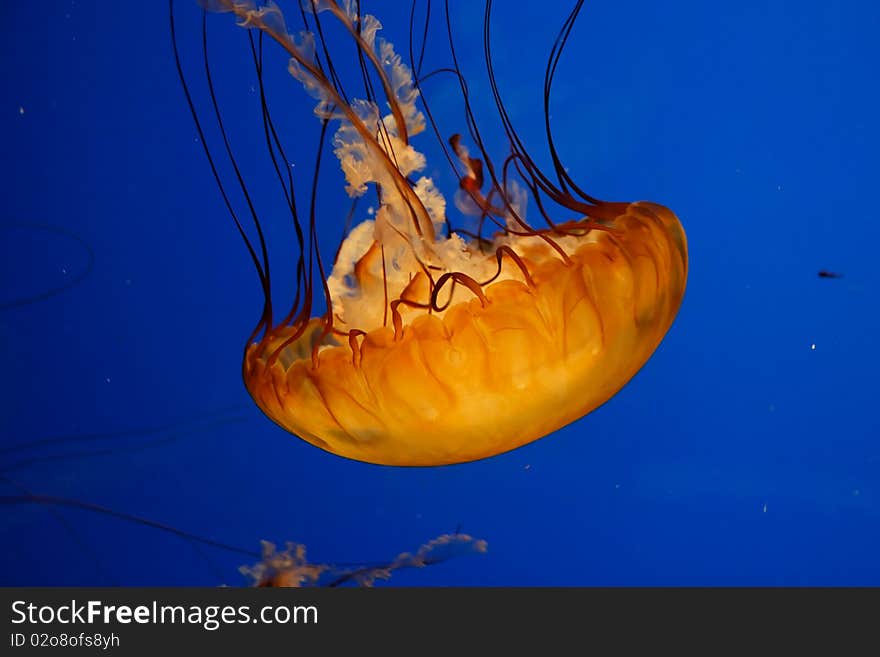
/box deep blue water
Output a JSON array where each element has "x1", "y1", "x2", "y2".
[{"x1": 2, "y1": 1, "x2": 878, "y2": 586}]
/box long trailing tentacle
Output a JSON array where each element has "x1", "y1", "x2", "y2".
[{"x1": 170, "y1": 1, "x2": 274, "y2": 347}]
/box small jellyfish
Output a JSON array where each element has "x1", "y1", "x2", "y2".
[
  {"x1": 2, "y1": 481, "x2": 486, "y2": 586},
  {"x1": 245, "y1": 533, "x2": 488, "y2": 587}
]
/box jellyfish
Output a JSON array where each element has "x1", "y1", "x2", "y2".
[
  {"x1": 171, "y1": 0, "x2": 688, "y2": 466},
  {"x1": 245, "y1": 531, "x2": 488, "y2": 587},
  {"x1": 1, "y1": 480, "x2": 487, "y2": 587},
  {"x1": 0, "y1": 412, "x2": 488, "y2": 586}
]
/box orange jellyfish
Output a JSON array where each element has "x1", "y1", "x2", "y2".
[{"x1": 172, "y1": 0, "x2": 687, "y2": 466}]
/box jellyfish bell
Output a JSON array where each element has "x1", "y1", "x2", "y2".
[
  {"x1": 176, "y1": 0, "x2": 687, "y2": 466},
  {"x1": 249, "y1": 201, "x2": 686, "y2": 467}
]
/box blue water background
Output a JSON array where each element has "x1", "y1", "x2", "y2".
[{"x1": 2, "y1": 1, "x2": 878, "y2": 585}]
